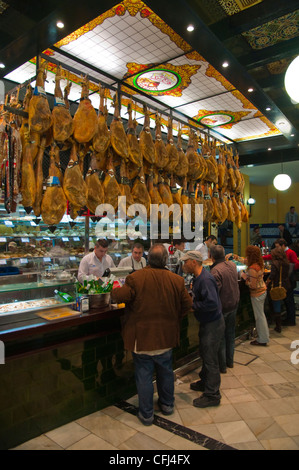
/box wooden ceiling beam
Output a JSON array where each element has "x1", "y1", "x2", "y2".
[{"x1": 239, "y1": 36, "x2": 299, "y2": 69}]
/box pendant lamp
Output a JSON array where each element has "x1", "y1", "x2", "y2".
[{"x1": 273, "y1": 161, "x2": 291, "y2": 191}]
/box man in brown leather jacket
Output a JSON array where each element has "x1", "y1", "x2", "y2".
[{"x1": 112, "y1": 243, "x2": 192, "y2": 426}]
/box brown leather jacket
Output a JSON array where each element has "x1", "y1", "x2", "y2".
[{"x1": 112, "y1": 266, "x2": 192, "y2": 352}]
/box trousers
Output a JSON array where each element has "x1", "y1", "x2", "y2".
[
  {"x1": 132, "y1": 349, "x2": 174, "y2": 419},
  {"x1": 250, "y1": 291, "x2": 269, "y2": 343},
  {"x1": 198, "y1": 315, "x2": 225, "y2": 399},
  {"x1": 218, "y1": 308, "x2": 237, "y2": 371}
]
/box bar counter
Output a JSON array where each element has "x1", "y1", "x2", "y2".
[{"x1": 0, "y1": 280, "x2": 254, "y2": 449}]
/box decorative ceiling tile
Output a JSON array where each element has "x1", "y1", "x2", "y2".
[{"x1": 4, "y1": 0, "x2": 284, "y2": 144}]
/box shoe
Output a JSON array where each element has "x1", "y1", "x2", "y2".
[
  {"x1": 158, "y1": 400, "x2": 174, "y2": 416},
  {"x1": 193, "y1": 395, "x2": 220, "y2": 408},
  {"x1": 190, "y1": 380, "x2": 205, "y2": 392},
  {"x1": 227, "y1": 364, "x2": 234, "y2": 369},
  {"x1": 220, "y1": 369, "x2": 227, "y2": 374},
  {"x1": 137, "y1": 411, "x2": 154, "y2": 426},
  {"x1": 274, "y1": 326, "x2": 282, "y2": 333},
  {"x1": 250, "y1": 340, "x2": 267, "y2": 346}
]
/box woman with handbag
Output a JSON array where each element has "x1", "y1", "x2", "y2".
[
  {"x1": 266, "y1": 248, "x2": 290, "y2": 333},
  {"x1": 241, "y1": 246, "x2": 269, "y2": 346}
]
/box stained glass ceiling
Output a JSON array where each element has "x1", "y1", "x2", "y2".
[{"x1": 4, "y1": 0, "x2": 284, "y2": 144}]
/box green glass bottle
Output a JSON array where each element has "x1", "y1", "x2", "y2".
[{"x1": 54, "y1": 289, "x2": 74, "y2": 302}]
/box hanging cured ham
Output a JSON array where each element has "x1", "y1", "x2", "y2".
[
  {"x1": 73, "y1": 76, "x2": 98, "y2": 143},
  {"x1": 186, "y1": 129, "x2": 202, "y2": 180},
  {"x1": 52, "y1": 66, "x2": 74, "y2": 144},
  {"x1": 165, "y1": 117, "x2": 179, "y2": 173},
  {"x1": 217, "y1": 146, "x2": 227, "y2": 191},
  {"x1": 118, "y1": 158, "x2": 134, "y2": 212},
  {"x1": 148, "y1": 172, "x2": 163, "y2": 206},
  {"x1": 63, "y1": 143, "x2": 88, "y2": 210},
  {"x1": 226, "y1": 148, "x2": 237, "y2": 191},
  {"x1": 28, "y1": 61, "x2": 52, "y2": 135},
  {"x1": 200, "y1": 135, "x2": 218, "y2": 184},
  {"x1": 154, "y1": 113, "x2": 168, "y2": 170},
  {"x1": 110, "y1": 93, "x2": 129, "y2": 161},
  {"x1": 158, "y1": 174, "x2": 173, "y2": 207},
  {"x1": 0, "y1": 112, "x2": 22, "y2": 213},
  {"x1": 41, "y1": 152, "x2": 67, "y2": 225},
  {"x1": 85, "y1": 153, "x2": 105, "y2": 214},
  {"x1": 103, "y1": 150, "x2": 122, "y2": 212},
  {"x1": 32, "y1": 136, "x2": 47, "y2": 217},
  {"x1": 170, "y1": 175, "x2": 183, "y2": 212},
  {"x1": 92, "y1": 85, "x2": 110, "y2": 165},
  {"x1": 131, "y1": 166, "x2": 151, "y2": 217},
  {"x1": 174, "y1": 126, "x2": 188, "y2": 177},
  {"x1": 139, "y1": 105, "x2": 156, "y2": 166},
  {"x1": 219, "y1": 190, "x2": 228, "y2": 223},
  {"x1": 211, "y1": 186, "x2": 222, "y2": 223},
  {"x1": 203, "y1": 183, "x2": 214, "y2": 222},
  {"x1": 127, "y1": 100, "x2": 142, "y2": 168}
]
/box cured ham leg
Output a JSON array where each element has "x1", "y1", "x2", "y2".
[
  {"x1": 118, "y1": 158, "x2": 134, "y2": 214},
  {"x1": 139, "y1": 105, "x2": 156, "y2": 166},
  {"x1": 32, "y1": 136, "x2": 46, "y2": 217},
  {"x1": 165, "y1": 117, "x2": 179, "y2": 173},
  {"x1": 131, "y1": 166, "x2": 151, "y2": 217},
  {"x1": 127, "y1": 100, "x2": 142, "y2": 167},
  {"x1": 85, "y1": 153, "x2": 105, "y2": 214},
  {"x1": 52, "y1": 66, "x2": 73, "y2": 143},
  {"x1": 174, "y1": 126, "x2": 188, "y2": 177},
  {"x1": 102, "y1": 150, "x2": 122, "y2": 212},
  {"x1": 110, "y1": 93, "x2": 129, "y2": 161},
  {"x1": 155, "y1": 113, "x2": 168, "y2": 170},
  {"x1": 93, "y1": 85, "x2": 110, "y2": 166},
  {"x1": 73, "y1": 76, "x2": 98, "y2": 143},
  {"x1": 41, "y1": 153, "x2": 67, "y2": 226},
  {"x1": 29, "y1": 60, "x2": 52, "y2": 135},
  {"x1": 63, "y1": 143, "x2": 88, "y2": 209}
]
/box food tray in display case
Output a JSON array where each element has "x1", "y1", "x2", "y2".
[{"x1": 0, "y1": 297, "x2": 74, "y2": 316}]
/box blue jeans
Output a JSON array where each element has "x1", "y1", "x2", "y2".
[
  {"x1": 218, "y1": 309, "x2": 237, "y2": 371},
  {"x1": 132, "y1": 349, "x2": 174, "y2": 419},
  {"x1": 198, "y1": 316, "x2": 225, "y2": 400}
]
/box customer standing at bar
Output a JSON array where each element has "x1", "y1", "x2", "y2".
[
  {"x1": 210, "y1": 245, "x2": 240, "y2": 372},
  {"x1": 241, "y1": 245, "x2": 269, "y2": 346},
  {"x1": 181, "y1": 251, "x2": 224, "y2": 408},
  {"x1": 111, "y1": 244, "x2": 192, "y2": 426}
]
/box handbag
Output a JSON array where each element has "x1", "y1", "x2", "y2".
[{"x1": 270, "y1": 266, "x2": 287, "y2": 301}]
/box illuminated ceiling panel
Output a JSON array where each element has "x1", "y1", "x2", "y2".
[{"x1": 4, "y1": 0, "x2": 284, "y2": 144}]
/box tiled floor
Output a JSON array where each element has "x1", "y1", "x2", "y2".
[{"x1": 13, "y1": 322, "x2": 299, "y2": 451}]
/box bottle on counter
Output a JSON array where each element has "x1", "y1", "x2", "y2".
[{"x1": 54, "y1": 289, "x2": 74, "y2": 302}]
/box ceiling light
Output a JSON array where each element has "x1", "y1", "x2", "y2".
[
  {"x1": 266, "y1": 107, "x2": 271, "y2": 111},
  {"x1": 248, "y1": 88, "x2": 254, "y2": 93},
  {"x1": 291, "y1": 133, "x2": 295, "y2": 137},
  {"x1": 56, "y1": 21, "x2": 64, "y2": 28},
  {"x1": 0, "y1": 63, "x2": 5, "y2": 69},
  {"x1": 273, "y1": 174, "x2": 291, "y2": 191},
  {"x1": 268, "y1": 148, "x2": 271, "y2": 151},
  {"x1": 275, "y1": 119, "x2": 291, "y2": 133},
  {"x1": 285, "y1": 55, "x2": 299, "y2": 103},
  {"x1": 222, "y1": 61, "x2": 229, "y2": 68},
  {"x1": 187, "y1": 25, "x2": 194, "y2": 32}
]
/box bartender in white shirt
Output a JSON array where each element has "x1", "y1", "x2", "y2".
[
  {"x1": 78, "y1": 239, "x2": 115, "y2": 283},
  {"x1": 195, "y1": 235, "x2": 217, "y2": 262},
  {"x1": 118, "y1": 242, "x2": 146, "y2": 271}
]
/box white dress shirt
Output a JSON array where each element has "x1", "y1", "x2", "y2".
[
  {"x1": 195, "y1": 242, "x2": 209, "y2": 261},
  {"x1": 118, "y1": 255, "x2": 146, "y2": 270},
  {"x1": 77, "y1": 252, "x2": 115, "y2": 283}
]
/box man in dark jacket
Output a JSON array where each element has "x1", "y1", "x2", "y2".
[
  {"x1": 210, "y1": 245, "x2": 240, "y2": 372},
  {"x1": 112, "y1": 244, "x2": 192, "y2": 426},
  {"x1": 182, "y1": 250, "x2": 225, "y2": 408}
]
